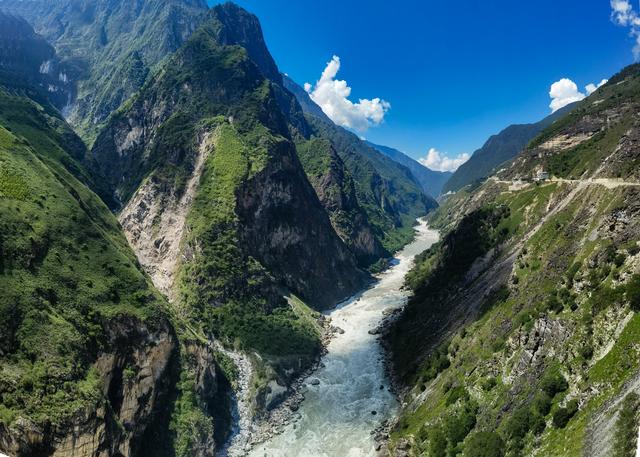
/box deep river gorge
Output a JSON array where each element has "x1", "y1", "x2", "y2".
[{"x1": 246, "y1": 221, "x2": 439, "y2": 457}]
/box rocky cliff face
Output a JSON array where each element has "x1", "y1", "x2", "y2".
[
  {"x1": 295, "y1": 138, "x2": 389, "y2": 267},
  {"x1": 383, "y1": 65, "x2": 640, "y2": 457},
  {"x1": 234, "y1": 135, "x2": 369, "y2": 307},
  {"x1": 1, "y1": 317, "x2": 176, "y2": 457},
  {"x1": 0, "y1": 12, "x2": 73, "y2": 108},
  {"x1": 118, "y1": 132, "x2": 213, "y2": 300}
]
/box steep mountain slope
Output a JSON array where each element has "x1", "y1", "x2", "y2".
[
  {"x1": 203, "y1": 16, "x2": 434, "y2": 264},
  {"x1": 295, "y1": 137, "x2": 390, "y2": 266},
  {"x1": 0, "y1": 81, "x2": 178, "y2": 456},
  {"x1": 366, "y1": 141, "x2": 452, "y2": 198},
  {"x1": 282, "y1": 73, "x2": 331, "y2": 121},
  {"x1": 89, "y1": 4, "x2": 366, "y2": 309},
  {"x1": 0, "y1": 0, "x2": 209, "y2": 139},
  {"x1": 383, "y1": 65, "x2": 640, "y2": 457},
  {"x1": 84, "y1": 10, "x2": 370, "y2": 453},
  {"x1": 181, "y1": 8, "x2": 389, "y2": 267},
  {"x1": 442, "y1": 103, "x2": 576, "y2": 194},
  {"x1": 282, "y1": 76, "x2": 437, "y2": 254},
  {"x1": 0, "y1": 12, "x2": 73, "y2": 109}
]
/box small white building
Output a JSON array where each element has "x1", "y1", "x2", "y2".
[{"x1": 534, "y1": 170, "x2": 549, "y2": 182}]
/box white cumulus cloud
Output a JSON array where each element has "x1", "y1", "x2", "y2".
[
  {"x1": 549, "y1": 78, "x2": 608, "y2": 112},
  {"x1": 305, "y1": 56, "x2": 390, "y2": 133},
  {"x1": 586, "y1": 79, "x2": 609, "y2": 95},
  {"x1": 418, "y1": 148, "x2": 470, "y2": 173},
  {"x1": 611, "y1": 0, "x2": 640, "y2": 59}
]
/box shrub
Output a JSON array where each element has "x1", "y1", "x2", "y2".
[
  {"x1": 428, "y1": 425, "x2": 447, "y2": 457},
  {"x1": 545, "y1": 295, "x2": 564, "y2": 314},
  {"x1": 532, "y1": 392, "x2": 552, "y2": 416},
  {"x1": 613, "y1": 393, "x2": 640, "y2": 457},
  {"x1": 590, "y1": 285, "x2": 624, "y2": 315},
  {"x1": 446, "y1": 386, "x2": 469, "y2": 406},
  {"x1": 504, "y1": 406, "x2": 531, "y2": 441},
  {"x1": 627, "y1": 275, "x2": 640, "y2": 312},
  {"x1": 464, "y1": 431, "x2": 504, "y2": 457},
  {"x1": 566, "y1": 262, "x2": 581, "y2": 286},
  {"x1": 444, "y1": 401, "x2": 478, "y2": 448},
  {"x1": 530, "y1": 412, "x2": 547, "y2": 435},
  {"x1": 553, "y1": 400, "x2": 579, "y2": 428},
  {"x1": 614, "y1": 253, "x2": 627, "y2": 268},
  {"x1": 580, "y1": 344, "x2": 594, "y2": 360},
  {"x1": 540, "y1": 369, "x2": 568, "y2": 397},
  {"x1": 123, "y1": 367, "x2": 136, "y2": 382},
  {"x1": 420, "y1": 343, "x2": 451, "y2": 382},
  {"x1": 481, "y1": 377, "x2": 497, "y2": 391}
]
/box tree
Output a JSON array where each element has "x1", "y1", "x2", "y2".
[
  {"x1": 540, "y1": 369, "x2": 568, "y2": 397},
  {"x1": 553, "y1": 400, "x2": 579, "y2": 428}
]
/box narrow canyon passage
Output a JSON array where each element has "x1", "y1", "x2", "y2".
[{"x1": 248, "y1": 222, "x2": 439, "y2": 457}]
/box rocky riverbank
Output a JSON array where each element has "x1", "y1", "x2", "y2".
[{"x1": 222, "y1": 313, "x2": 344, "y2": 455}]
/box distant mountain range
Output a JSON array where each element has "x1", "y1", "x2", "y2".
[
  {"x1": 365, "y1": 142, "x2": 452, "y2": 198},
  {"x1": 281, "y1": 74, "x2": 449, "y2": 199},
  {"x1": 442, "y1": 103, "x2": 577, "y2": 194}
]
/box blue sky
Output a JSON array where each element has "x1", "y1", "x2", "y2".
[{"x1": 209, "y1": 0, "x2": 637, "y2": 170}]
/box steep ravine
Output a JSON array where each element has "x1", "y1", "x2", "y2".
[{"x1": 119, "y1": 132, "x2": 213, "y2": 301}]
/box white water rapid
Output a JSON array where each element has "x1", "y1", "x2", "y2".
[{"x1": 249, "y1": 221, "x2": 439, "y2": 457}]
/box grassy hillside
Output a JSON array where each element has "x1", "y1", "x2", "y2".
[
  {"x1": 385, "y1": 64, "x2": 640, "y2": 457},
  {"x1": 0, "y1": 88, "x2": 173, "y2": 450}
]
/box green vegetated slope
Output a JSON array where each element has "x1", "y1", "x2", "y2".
[
  {"x1": 282, "y1": 74, "x2": 437, "y2": 256},
  {"x1": 88, "y1": 5, "x2": 367, "y2": 434},
  {"x1": 303, "y1": 114, "x2": 437, "y2": 253},
  {"x1": 177, "y1": 120, "x2": 325, "y2": 365},
  {"x1": 0, "y1": 0, "x2": 209, "y2": 140},
  {"x1": 442, "y1": 103, "x2": 576, "y2": 195},
  {"x1": 0, "y1": 87, "x2": 177, "y2": 455},
  {"x1": 509, "y1": 64, "x2": 640, "y2": 182},
  {"x1": 384, "y1": 65, "x2": 640, "y2": 457},
  {"x1": 296, "y1": 137, "x2": 389, "y2": 266}
]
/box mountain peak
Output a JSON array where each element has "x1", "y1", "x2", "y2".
[
  {"x1": 210, "y1": 1, "x2": 281, "y2": 82},
  {"x1": 0, "y1": 10, "x2": 74, "y2": 107}
]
